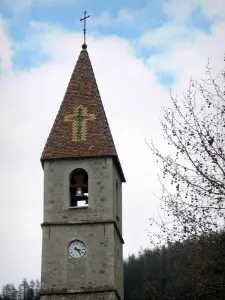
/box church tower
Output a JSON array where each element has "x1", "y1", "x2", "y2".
[{"x1": 40, "y1": 42, "x2": 125, "y2": 300}]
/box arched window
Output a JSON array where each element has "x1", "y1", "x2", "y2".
[{"x1": 70, "y1": 168, "x2": 88, "y2": 207}]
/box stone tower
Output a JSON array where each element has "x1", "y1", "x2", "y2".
[{"x1": 40, "y1": 45, "x2": 125, "y2": 300}]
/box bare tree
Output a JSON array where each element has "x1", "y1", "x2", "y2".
[{"x1": 148, "y1": 61, "x2": 225, "y2": 298}]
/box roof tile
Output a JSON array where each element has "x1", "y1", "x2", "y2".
[{"x1": 41, "y1": 49, "x2": 125, "y2": 181}]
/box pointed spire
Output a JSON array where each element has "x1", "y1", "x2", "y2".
[{"x1": 41, "y1": 49, "x2": 125, "y2": 181}]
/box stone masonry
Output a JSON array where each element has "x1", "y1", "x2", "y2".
[{"x1": 40, "y1": 157, "x2": 124, "y2": 300}]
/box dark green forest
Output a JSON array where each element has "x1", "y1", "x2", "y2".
[
  {"x1": 1, "y1": 231, "x2": 224, "y2": 300},
  {"x1": 124, "y1": 231, "x2": 225, "y2": 300}
]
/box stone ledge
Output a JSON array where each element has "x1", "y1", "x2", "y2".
[
  {"x1": 68, "y1": 206, "x2": 88, "y2": 210},
  {"x1": 40, "y1": 287, "x2": 121, "y2": 300},
  {"x1": 41, "y1": 220, "x2": 124, "y2": 244}
]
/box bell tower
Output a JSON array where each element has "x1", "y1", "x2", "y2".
[{"x1": 40, "y1": 43, "x2": 125, "y2": 300}]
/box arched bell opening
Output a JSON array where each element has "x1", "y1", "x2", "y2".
[{"x1": 70, "y1": 168, "x2": 88, "y2": 207}]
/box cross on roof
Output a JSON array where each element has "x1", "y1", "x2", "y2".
[
  {"x1": 80, "y1": 11, "x2": 91, "y2": 49},
  {"x1": 64, "y1": 105, "x2": 95, "y2": 142}
]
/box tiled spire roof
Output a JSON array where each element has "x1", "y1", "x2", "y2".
[{"x1": 41, "y1": 49, "x2": 125, "y2": 181}]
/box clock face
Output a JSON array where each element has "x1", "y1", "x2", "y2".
[{"x1": 68, "y1": 240, "x2": 86, "y2": 258}]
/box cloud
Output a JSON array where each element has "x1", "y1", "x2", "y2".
[
  {"x1": 0, "y1": 17, "x2": 13, "y2": 72},
  {"x1": 91, "y1": 8, "x2": 142, "y2": 28},
  {"x1": 163, "y1": 0, "x2": 199, "y2": 23},
  {"x1": 117, "y1": 8, "x2": 140, "y2": 24},
  {"x1": 91, "y1": 1, "x2": 225, "y2": 33},
  {"x1": 200, "y1": 0, "x2": 225, "y2": 19},
  {"x1": 139, "y1": 0, "x2": 225, "y2": 88},
  {"x1": 140, "y1": 24, "x2": 202, "y2": 47},
  {"x1": 91, "y1": 11, "x2": 113, "y2": 27},
  {"x1": 163, "y1": 0, "x2": 225, "y2": 23},
  {"x1": 1, "y1": 0, "x2": 74, "y2": 13},
  {"x1": 147, "y1": 20, "x2": 225, "y2": 89}
]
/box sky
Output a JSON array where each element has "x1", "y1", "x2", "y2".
[{"x1": 0, "y1": 0, "x2": 225, "y2": 289}]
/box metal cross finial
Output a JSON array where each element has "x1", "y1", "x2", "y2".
[{"x1": 80, "y1": 11, "x2": 91, "y2": 49}]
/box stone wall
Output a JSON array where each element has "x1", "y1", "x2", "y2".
[
  {"x1": 41, "y1": 223, "x2": 114, "y2": 290},
  {"x1": 43, "y1": 158, "x2": 120, "y2": 223},
  {"x1": 41, "y1": 157, "x2": 124, "y2": 300}
]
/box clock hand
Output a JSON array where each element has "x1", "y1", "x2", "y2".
[{"x1": 74, "y1": 247, "x2": 81, "y2": 254}]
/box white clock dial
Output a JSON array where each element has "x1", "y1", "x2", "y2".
[{"x1": 68, "y1": 240, "x2": 86, "y2": 258}]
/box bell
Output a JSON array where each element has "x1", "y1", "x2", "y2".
[
  {"x1": 76, "y1": 187, "x2": 83, "y2": 197},
  {"x1": 74, "y1": 187, "x2": 88, "y2": 202}
]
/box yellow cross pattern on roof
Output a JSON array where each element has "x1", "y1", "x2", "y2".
[{"x1": 64, "y1": 105, "x2": 96, "y2": 141}]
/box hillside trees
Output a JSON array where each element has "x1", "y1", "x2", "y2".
[
  {"x1": 1, "y1": 279, "x2": 40, "y2": 300},
  {"x1": 124, "y1": 232, "x2": 225, "y2": 300},
  {"x1": 148, "y1": 61, "x2": 225, "y2": 298}
]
